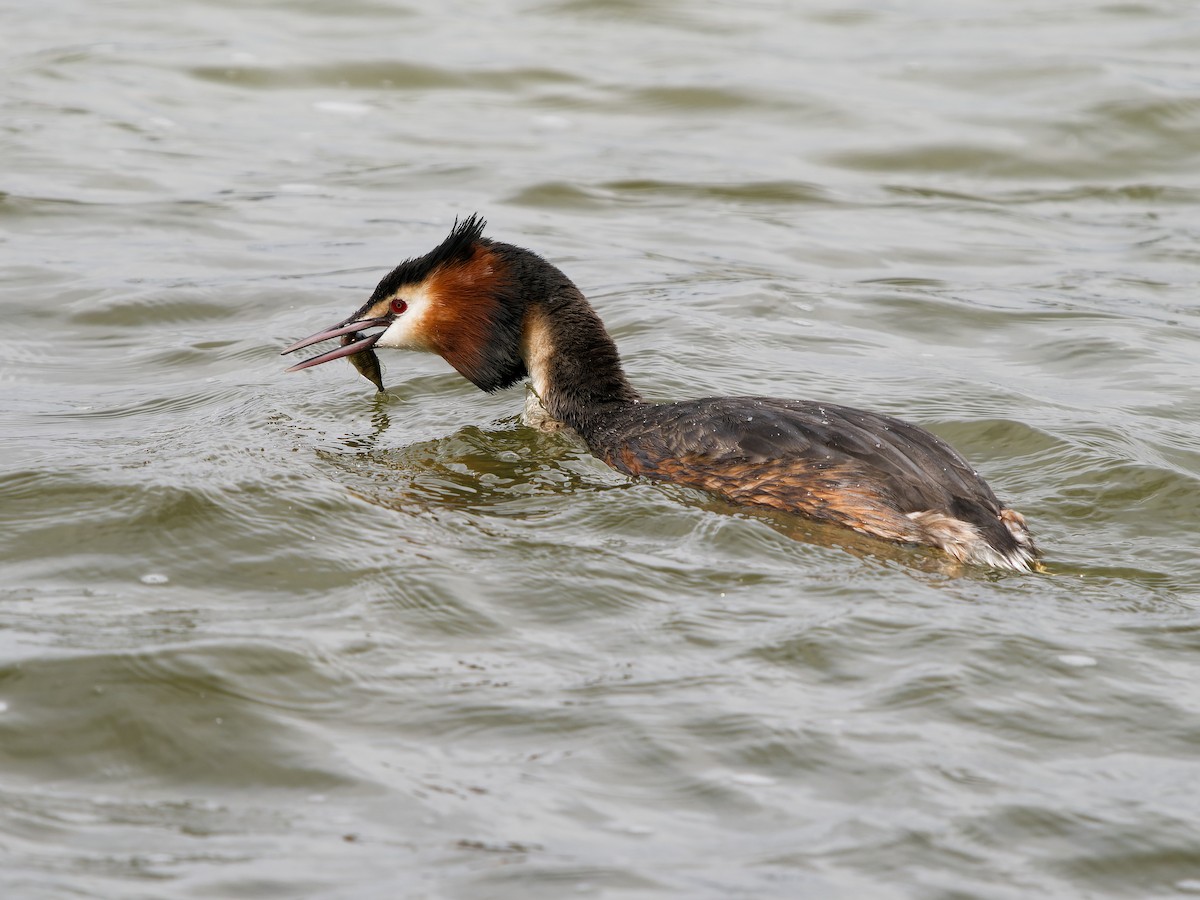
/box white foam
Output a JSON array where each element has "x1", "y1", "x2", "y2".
[{"x1": 1057, "y1": 654, "x2": 1097, "y2": 668}]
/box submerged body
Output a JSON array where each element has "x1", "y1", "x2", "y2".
[{"x1": 283, "y1": 216, "x2": 1038, "y2": 571}]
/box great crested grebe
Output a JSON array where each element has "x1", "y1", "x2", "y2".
[{"x1": 283, "y1": 216, "x2": 1039, "y2": 571}]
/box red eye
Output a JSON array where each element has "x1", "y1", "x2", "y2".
[{"x1": 390, "y1": 297, "x2": 408, "y2": 315}]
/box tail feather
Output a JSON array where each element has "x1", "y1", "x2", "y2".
[{"x1": 908, "y1": 507, "x2": 1040, "y2": 572}]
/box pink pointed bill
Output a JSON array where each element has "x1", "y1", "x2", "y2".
[
  {"x1": 282, "y1": 314, "x2": 390, "y2": 373},
  {"x1": 280, "y1": 316, "x2": 390, "y2": 356},
  {"x1": 283, "y1": 330, "x2": 383, "y2": 372}
]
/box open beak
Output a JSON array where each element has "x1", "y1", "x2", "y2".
[{"x1": 280, "y1": 316, "x2": 390, "y2": 372}]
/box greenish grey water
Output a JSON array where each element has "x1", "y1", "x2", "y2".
[{"x1": 3, "y1": 1, "x2": 1200, "y2": 897}]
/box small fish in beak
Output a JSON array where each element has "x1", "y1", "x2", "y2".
[
  {"x1": 281, "y1": 315, "x2": 390, "y2": 393},
  {"x1": 342, "y1": 332, "x2": 385, "y2": 392}
]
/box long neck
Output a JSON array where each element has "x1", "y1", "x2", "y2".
[{"x1": 521, "y1": 287, "x2": 641, "y2": 442}]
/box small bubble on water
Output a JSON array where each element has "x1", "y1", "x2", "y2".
[
  {"x1": 533, "y1": 114, "x2": 572, "y2": 131},
  {"x1": 1057, "y1": 654, "x2": 1097, "y2": 668},
  {"x1": 730, "y1": 772, "x2": 776, "y2": 786},
  {"x1": 140, "y1": 573, "x2": 169, "y2": 585}
]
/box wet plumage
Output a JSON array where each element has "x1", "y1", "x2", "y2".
[{"x1": 283, "y1": 216, "x2": 1039, "y2": 571}]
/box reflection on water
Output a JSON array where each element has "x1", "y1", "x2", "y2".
[{"x1": 3, "y1": 0, "x2": 1200, "y2": 897}]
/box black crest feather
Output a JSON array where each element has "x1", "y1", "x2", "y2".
[{"x1": 369, "y1": 214, "x2": 488, "y2": 301}]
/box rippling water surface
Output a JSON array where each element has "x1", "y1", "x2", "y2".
[{"x1": 4, "y1": 1, "x2": 1200, "y2": 897}]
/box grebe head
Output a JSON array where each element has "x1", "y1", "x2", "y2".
[{"x1": 282, "y1": 215, "x2": 529, "y2": 392}]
